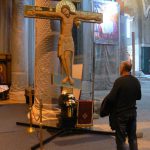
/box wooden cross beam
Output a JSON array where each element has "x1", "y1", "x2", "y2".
[
  {"x1": 24, "y1": 5, "x2": 103, "y2": 23},
  {"x1": 51, "y1": 0, "x2": 81, "y2": 3}
]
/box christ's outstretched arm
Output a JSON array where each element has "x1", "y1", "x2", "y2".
[
  {"x1": 75, "y1": 11, "x2": 103, "y2": 23},
  {"x1": 25, "y1": 10, "x2": 62, "y2": 19}
]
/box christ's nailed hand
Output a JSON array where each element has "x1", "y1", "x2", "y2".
[{"x1": 27, "y1": 10, "x2": 36, "y2": 15}]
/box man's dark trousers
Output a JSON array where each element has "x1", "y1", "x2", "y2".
[{"x1": 115, "y1": 113, "x2": 138, "y2": 150}]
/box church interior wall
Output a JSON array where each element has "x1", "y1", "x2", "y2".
[
  {"x1": 81, "y1": 0, "x2": 120, "y2": 92},
  {"x1": 0, "y1": 0, "x2": 12, "y2": 53}
]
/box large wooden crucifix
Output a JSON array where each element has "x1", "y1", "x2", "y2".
[{"x1": 24, "y1": 0, "x2": 103, "y2": 85}]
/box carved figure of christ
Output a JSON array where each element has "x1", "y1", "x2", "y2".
[{"x1": 25, "y1": 1, "x2": 103, "y2": 85}]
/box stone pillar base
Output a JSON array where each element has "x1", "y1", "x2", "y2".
[
  {"x1": 29, "y1": 100, "x2": 61, "y2": 127},
  {"x1": 9, "y1": 91, "x2": 26, "y2": 103}
]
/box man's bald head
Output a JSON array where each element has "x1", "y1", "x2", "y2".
[{"x1": 119, "y1": 61, "x2": 132, "y2": 76}]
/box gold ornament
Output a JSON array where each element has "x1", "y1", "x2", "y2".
[{"x1": 56, "y1": 0, "x2": 76, "y2": 13}]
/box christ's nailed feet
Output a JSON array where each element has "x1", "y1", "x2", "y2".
[{"x1": 61, "y1": 76, "x2": 74, "y2": 85}]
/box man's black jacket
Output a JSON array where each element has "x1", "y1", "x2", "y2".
[{"x1": 100, "y1": 75, "x2": 141, "y2": 129}]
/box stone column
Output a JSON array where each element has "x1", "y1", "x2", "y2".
[
  {"x1": 31, "y1": 0, "x2": 61, "y2": 126},
  {"x1": 9, "y1": 0, "x2": 28, "y2": 102}
]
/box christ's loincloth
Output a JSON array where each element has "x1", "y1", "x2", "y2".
[{"x1": 58, "y1": 35, "x2": 74, "y2": 57}]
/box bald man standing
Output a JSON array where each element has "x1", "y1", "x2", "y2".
[{"x1": 100, "y1": 61, "x2": 141, "y2": 150}]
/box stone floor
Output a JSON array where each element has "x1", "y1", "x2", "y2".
[{"x1": 0, "y1": 77, "x2": 150, "y2": 150}]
